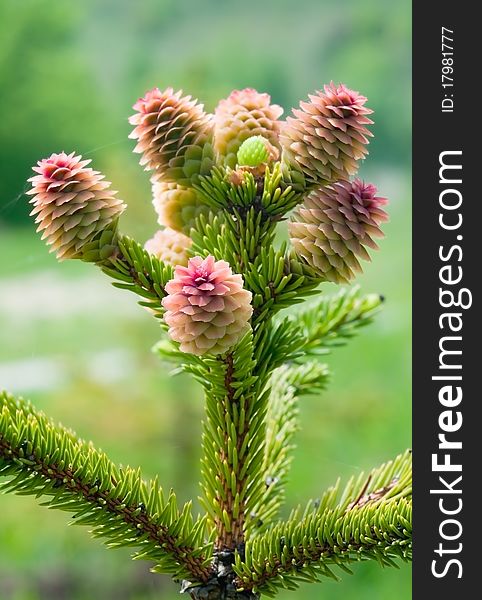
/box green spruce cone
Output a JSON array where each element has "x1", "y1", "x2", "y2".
[
  {"x1": 289, "y1": 179, "x2": 388, "y2": 283},
  {"x1": 237, "y1": 136, "x2": 270, "y2": 167}
]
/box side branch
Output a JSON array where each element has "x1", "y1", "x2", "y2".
[
  {"x1": 256, "y1": 287, "x2": 383, "y2": 375},
  {"x1": 98, "y1": 234, "x2": 173, "y2": 318},
  {"x1": 234, "y1": 451, "x2": 412, "y2": 595},
  {"x1": 249, "y1": 363, "x2": 330, "y2": 532},
  {"x1": 0, "y1": 391, "x2": 211, "y2": 582},
  {"x1": 293, "y1": 286, "x2": 383, "y2": 355}
]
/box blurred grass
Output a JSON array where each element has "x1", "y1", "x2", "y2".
[{"x1": 0, "y1": 0, "x2": 411, "y2": 598}]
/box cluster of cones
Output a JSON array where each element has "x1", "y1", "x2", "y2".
[
  {"x1": 27, "y1": 82, "x2": 388, "y2": 354},
  {"x1": 139, "y1": 86, "x2": 285, "y2": 268}
]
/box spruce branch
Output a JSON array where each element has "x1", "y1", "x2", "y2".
[
  {"x1": 276, "y1": 362, "x2": 330, "y2": 398},
  {"x1": 190, "y1": 211, "x2": 232, "y2": 263},
  {"x1": 192, "y1": 171, "x2": 278, "y2": 273},
  {"x1": 0, "y1": 391, "x2": 212, "y2": 582},
  {"x1": 195, "y1": 164, "x2": 303, "y2": 224},
  {"x1": 253, "y1": 287, "x2": 379, "y2": 384},
  {"x1": 246, "y1": 247, "x2": 319, "y2": 331},
  {"x1": 154, "y1": 334, "x2": 267, "y2": 552},
  {"x1": 197, "y1": 333, "x2": 269, "y2": 553},
  {"x1": 294, "y1": 286, "x2": 384, "y2": 354},
  {"x1": 99, "y1": 234, "x2": 174, "y2": 319},
  {"x1": 192, "y1": 166, "x2": 319, "y2": 310},
  {"x1": 249, "y1": 363, "x2": 330, "y2": 532},
  {"x1": 234, "y1": 450, "x2": 412, "y2": 596},
  {"x1": 265, "y1": 287, "x2": 383, "y2": 367}
]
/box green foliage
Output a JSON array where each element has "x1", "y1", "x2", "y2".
[
  {"x1": 249, "y1": 287, "x2": 382, "y2": 387},
  {"x1": 197, "y1": 332, "x2": 269, "y2": 546},
  {"x1": 100, "y1": 234, "x2": 174, "y2": 318},
  {"x1": 0, "y1": 391, "x2": 212, "y2": 582},
  {"x1": 250, "y1": 363, "x2": 330, "y2": 531},
  {"x1": 191, "y1": 168, "x2": 320, "y2": 349},
  {"x1": 195, "y1": 163, "x2": 303, "y2": 222},
  {"x1": 234, "y1": 451, "x2": 412, "y2": 596},
  {"x1": 266, "y1": 286, "x2": 384, "y2": 367},
  {"x1": 290, "y1": 286, "x2": 384, "y2": 355}
]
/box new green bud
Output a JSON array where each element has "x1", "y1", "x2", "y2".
[{"x1": 237, "y1": 136, "x2": 270, "y2": 167}]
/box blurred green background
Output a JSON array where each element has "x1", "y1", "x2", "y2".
[{"x1": 0, "y1": 0, "x2": 411, "y2": 598}]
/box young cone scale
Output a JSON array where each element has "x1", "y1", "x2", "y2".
[
  {"x1": 145, "y1": 228, "x2": 192, "y2": 267},
  {"x1": 280, "y1": 83, "x2": 373, "y2": 190},
  {"x1": 162, "y1": 256, "x2": 253, "y2": 355},
  {"x1": 129, "y1": 88, "x2": 214, "y2": 186},
  {"x1": 214, "y1": 88, "x2": 283, "y2": 168},
  {"x1": 27, "y1": 152, "x2": 125, "y2": 260},
  {"x1": 289, "y1": 179, "x2": 388, "y2": 283},
  {"x1": 152, "y1": 179, "x2": 210, "y2": 234}
]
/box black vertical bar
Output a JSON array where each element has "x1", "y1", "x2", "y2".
[{"x1": 413, "y1": 2, "x2": 477, "y2": 597}]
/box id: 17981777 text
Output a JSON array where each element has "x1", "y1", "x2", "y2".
[{"x1": 441, "y1": 26, "x2": 454, "y2": 113}]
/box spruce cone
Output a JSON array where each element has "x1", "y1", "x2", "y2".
[
  {"x1": 162, "y1": 256, "x2": 253, "y2": 355},
  {"x1": 152, "y1": 180, "x2": 209, "y2": 234},
  {"x1": 27, "y1": 152, "x2": 125, "y2": 260},
  {"x1": 129, "y1": 88, "x2": 214, "y2": 186},
  {"x1": 289, "y1": 179, "x2": 388, "y2": 283},
  {"x1": 145, "y1": 228, "x2": 192, "y2": 267},
  {"x1": 237, "y1": 135, "x2": 270, "y2": 167},
  {"x1": 213, "y1": 88, "x2": 283, "y2": 168},
  {"x1": 281, "y1": 83, "x2": 374, "y2": 190}
]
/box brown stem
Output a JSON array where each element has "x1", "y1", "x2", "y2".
[{"x1": 347, "y1": 476, "x2": 399, "y2": 510}]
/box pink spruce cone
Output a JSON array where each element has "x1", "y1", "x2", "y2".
[
  {"x1": 213, "y1": 88, "x2": 283, "y2": 168},
  {"x1": 281, "y1": 83, "x2": 374, "y2": 190},
  {"x1": 162, "y1": 256, "x2": 253, "y2": 355},
  {"x1": 27, "y1": 152, "x2": 125, "y2": 260},
  {"x1": 129, "y1": 88, "x2": 214, "y2": 187},
  {"x1": 289, "y1": 179, "x2": 388, "y2": 283},
  {"x1": 145, "y1": 228, "x2": 192, "y2": 267}
]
